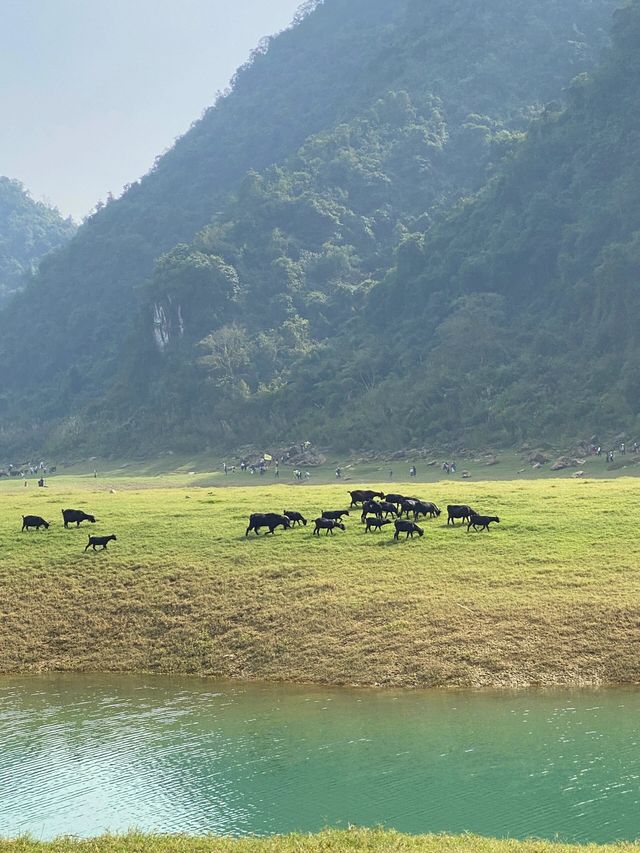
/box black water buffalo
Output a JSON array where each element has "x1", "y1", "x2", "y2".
[
  {"x1": 384, "y1": 493, "x2": 406, "y2": 508},
  {"x1": 365, "y1": 517, "x2": 391, "y2": 533},
  {"x1": 284, "y1": 510, "x2": 307, "y2": 527},
  {"x1": 349, "y1": 489, "x2": 385, "y2": 507},
  {"x1": 322, "y1": 509, "x2": 350, "y2": 521},
  {"x1": 399, "y1": 499, "x2": 418, "y2": 518},
  {"x1": 413, "y1": 501, "x2": 441, "y2": 520},
  {"x1": 84, "y1": 534, "x2": 117, "y2": 551},
  {"x1": 62, "y1": 508, "x2": 97, "y2": 528},
  {"x1": 360, "y1": 500, "x2": 384, "y2": 522},
  {"x1": 378, "y1": 501, "x2": 399, "y2": 518},
  {"x1": 21, "y1": 515, "x2": 49, "y2": 531},
  {"x1": 313, "y1": 518, "x2": 345, "y2": 536},
  {"x1": 246, "y1": 513, "x2": 291, "y2": 536},
  {"x1": 467, "y1": 514, "x2": 500, "y2": 532},
  {"x1": 394, "y1": 520, "x2": 424, "y2": 539},
  {"x1": 447, "y1": 505, "x2": 477, "y2": 525}
]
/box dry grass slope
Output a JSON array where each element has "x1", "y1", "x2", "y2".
[
  {"x1": 1, "y1": 477, "x2": 639, "y2": 687},
  {"x1": 2, "y1": 830, "x2": 640, "y2": 852}
]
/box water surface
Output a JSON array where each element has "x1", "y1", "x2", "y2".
[{"x1": 0, "y1": 675, "x2": 638, "y2": 841}]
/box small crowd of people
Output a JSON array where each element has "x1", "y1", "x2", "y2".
[
  {"x1": 225, "y1": 459, "x2": 312, "y2": 480},
  {"x1": 588, "y1": 441, "x2": 639, "y2": 462}
]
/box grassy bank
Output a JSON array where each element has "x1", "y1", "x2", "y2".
[
  {"x1": 2, "y1": 830, "x2": 640, "y2": 852},
  {"x1": 1, "y1": 476, "x2": 639, "y2": 687}
]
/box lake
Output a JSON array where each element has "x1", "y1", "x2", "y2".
[{"x1": 0, "y1": 675, "x2": 638, "y2": 841}]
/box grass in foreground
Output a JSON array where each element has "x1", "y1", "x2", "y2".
[
  {"x1": 0, "y1": 476, "x2": 639, "y2": 687},
  {"x1": 2, "y1": 830, "x2": 640, "y2": 852}
]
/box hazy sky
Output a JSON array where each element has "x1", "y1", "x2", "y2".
[{"x1": 1, "y1": 0, "x2": 303, "y2": 219}]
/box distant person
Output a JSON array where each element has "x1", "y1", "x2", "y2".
[
  {"x1": 451, "y1": 462, "x2": 456, "y2": 474},
  {"x1": 223, "y1": 463, "x2": 228, "y2": 475},
  {"x1": 409, "y1": 466, "x2": 417, "y2": 478},
  {"x1": 274, "y1": 462, "x2": 279, "y2": 478},
  {"x1": 620, "y1": 442, "x2": 626, "y2": 455},
  {"x1": 335, "y1": 467, "x2": 341, "y2": 479},
  {"x1": 634, "y1": 441, "x2": 639, "y2": 454},
  {"x1": 93, "y1": 469, "x2": 97, "y2": 478},
  {"x1": 389, "y1": 469, "x2": 393, "y2": 480},
  {"x1": 38, "y1": 478, "x2": 45, "y2": 487},
  {"x1": 442, "y1": 462, "x2": 449, "y2": 474}
]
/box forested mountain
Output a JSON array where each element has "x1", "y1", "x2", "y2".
[
  {"x1": 0, "y1": 178, "x2": 75, "y2": 306},
  {"x1": 0, "y1": 0, "x2": 623, "y2": 454},
  {"x1": 272, "y1": 0, "x2": 640, "y2": 451}
]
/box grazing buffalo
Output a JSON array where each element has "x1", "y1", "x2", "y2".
[
  {"x1": 394, "y1": 520, "x2": 424, "y2": 540},
  {"x1": 62, "y1": 508, "x2": 97, "y2": 528},
  {"x1": 365, "y1": 517, "x2": 391, "y2": 533},
  {"x1": 467, "y1": 515, "x2": 500, "y2": 532},
  {"x1": 349, "y1": 489, "x2": 385, "y2": 507},
  {"x1": 246, "y1": 513, "x2": 291, "y2": 536},
  {"x1": 313, "y1": 518, "x2": 345, "y2": 536},
  {"x1": 284, "y1": 510, "x2": 307, "y2": 527},
  {"x1": 378, "y1": 501, "x2": 399, "y2": 518},
  {"x1": 322, "y1": 510, "x2": 350, "y2": 521},
  {"x1": 21, "y1": 515, "x2": 49, "y2": 531},
  {"x1": 413, "y1": 501, "x2": 441, "y2": 520},
  {"x1": 360, "y1": 500, "x2": 384, "y2": 522},
  {"x1": 384, "y1": 493, "x2": 406, "y2": 508},
  {"x1": 447, "y1": 505, "x2": 477, "y2": 525}
]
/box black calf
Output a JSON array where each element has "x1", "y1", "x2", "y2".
[
  {"x1": 313, "y1": 518, "x2": 346, "y2": 536},
  {"x1": 84, "y1": 534, "x2": 117, "y2": 552},
  {"x1": 394, "y1": 520, "x2": 424, "y2": 540},
  {"x1": 322, "y1": 510, "x2": 350, "y2": 521},
  {"x1": 365, "y1": 517, "x2": 391, "y2": 533},
  {"x1": 284, "y1": 510, "x2": 307, "y2": 527},
  {"x1": 467, "y1": 515, "x2": 500, "y2": 532}
]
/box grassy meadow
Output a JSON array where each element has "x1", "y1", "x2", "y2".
[
  {"x1": 2, "y1": 831, "x2": 640, "y2": 853},
  {"x1": 1, "y1": 469, "x2": 639, "y2": 687}
]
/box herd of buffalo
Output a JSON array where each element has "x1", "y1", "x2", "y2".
[
  {"x1": 246, "y1": 489, "x2": 500, "y2": 539},
  {"x1": 20, "y1": 508, "x2": 116, "y2": 552},
  {"x1": 17, "y1": 489, "x2": 500, "y2": 552}
]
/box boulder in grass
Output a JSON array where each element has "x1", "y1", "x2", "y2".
[
  {"x1": 528, "y1": 451, "x2": 551, "y2": 465},
  {"x1": 551, "y1": 456, "x2": 579, "y2": 471}
]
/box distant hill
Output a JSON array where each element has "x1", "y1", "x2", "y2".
[
  {"x1": 0, "y1": 0, "x2": 621, "y2": 454},
  {"x1": 0, "y1": 177, "x2": 75, "y2": 306}
]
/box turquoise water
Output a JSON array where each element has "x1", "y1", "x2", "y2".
[{"x1": 0, "y1": 675, "x2": 638, "y2": 841}]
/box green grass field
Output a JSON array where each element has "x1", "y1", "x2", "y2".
[
  {"x1": 2, "y1": 830, "x2": 639, "y2": 852},
  {"x1": 1, "y1": 471, "x2": 639, "y2": 687}
]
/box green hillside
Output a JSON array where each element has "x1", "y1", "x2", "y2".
[
  {"x1": 0, "y1": 0, "x2": 620, "y2": 454},
  {"x1": 0, "y1": 178, "x2": 75, "y2": 306},
  {"x1": 284, "y1": 0, "x2": 640, "y2": 451},
  {"x1": 111, "y1": 0, "x2": 640, "y2": 456}
]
